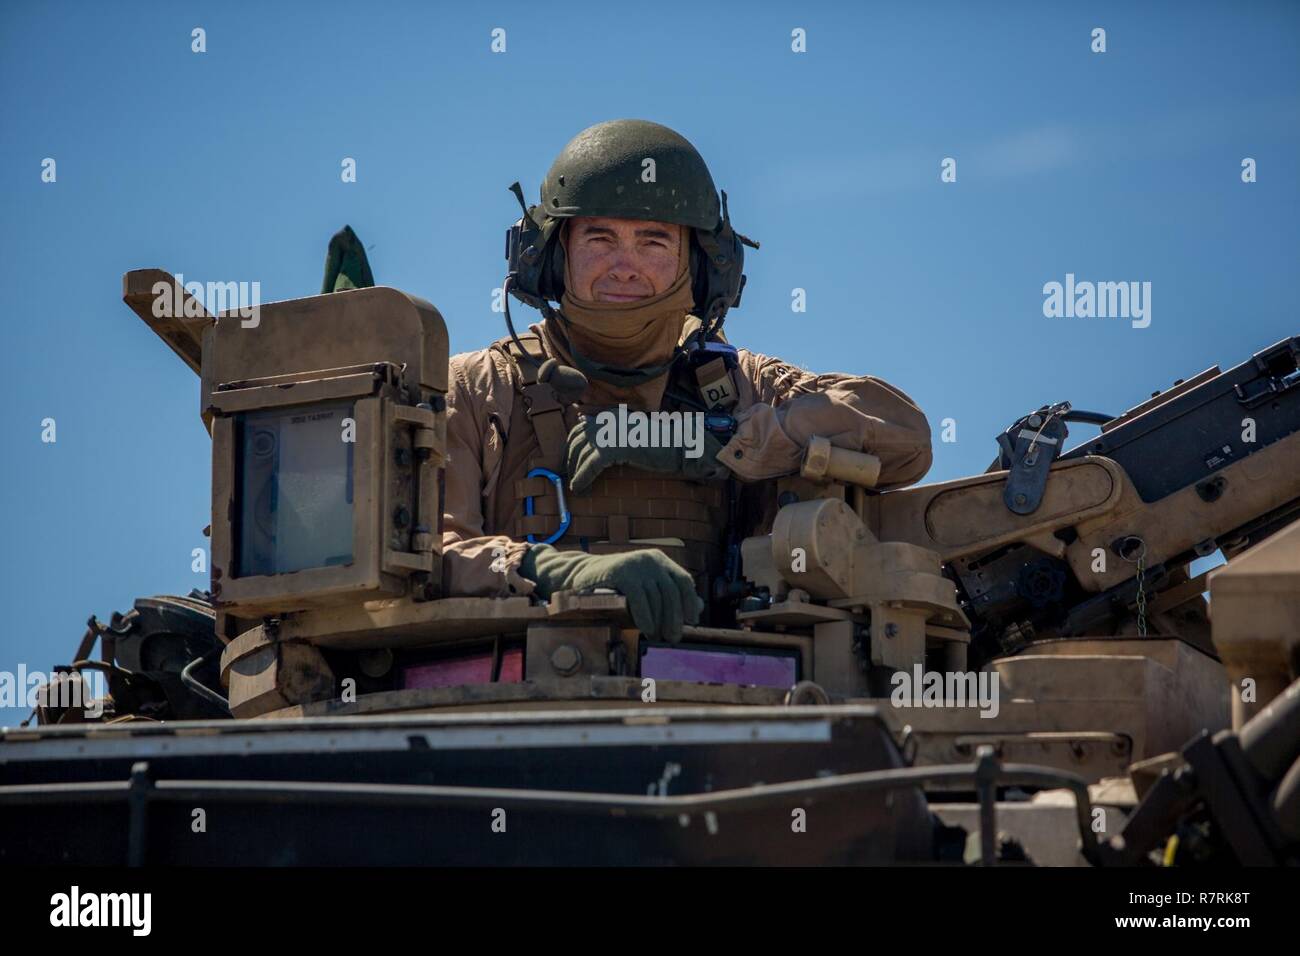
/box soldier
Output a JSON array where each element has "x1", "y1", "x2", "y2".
[{"x1": 443, "y1": 119, "x2": 932, "y2": 642}]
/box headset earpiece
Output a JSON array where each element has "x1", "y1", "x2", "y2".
[{"x1": 542, "y1": 227, "x2": 566, "y2": 302}]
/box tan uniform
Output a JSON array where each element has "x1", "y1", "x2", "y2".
[{"x1": 440, "y1": 322, "x2": 934, "y2": 598}]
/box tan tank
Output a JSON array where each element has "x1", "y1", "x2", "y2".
[{"x1": 3, "y1": 265, "x2": 1297, "y2": 867}]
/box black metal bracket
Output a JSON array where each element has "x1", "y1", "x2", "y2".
[
  {"x1": 1107, "y1": 723, "x2": 1294, "y2": 866},
  {"x1": 126, "y1": 760, "x2": 153, "y2": 867},
  {"x1": 997, "y1": 404, "x2": 1071, "y2": 515}
]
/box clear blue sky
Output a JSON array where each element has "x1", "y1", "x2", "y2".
[{"x1": 2, "y1": 0, "x2": 1297, "y2": 725}]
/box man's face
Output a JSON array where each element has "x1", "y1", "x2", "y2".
[{"x1": 565, "y1": 216, "x2": 684, "y2": 302}]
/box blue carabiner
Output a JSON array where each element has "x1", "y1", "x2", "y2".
[{"x1": 523, "y1": 467, "x2": 572, "y2": 544}]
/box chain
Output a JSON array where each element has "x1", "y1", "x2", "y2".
[
  {"x1": 1135, "y1": 551, "x2": 1148, "y2": 637},
  {"x1": 1120, "y1": 536, "x2": 1149, "y2": 638}
]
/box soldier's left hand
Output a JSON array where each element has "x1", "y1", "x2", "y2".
[{"x1": 566, "y1": 417, "x2": 729, "y2": 493}]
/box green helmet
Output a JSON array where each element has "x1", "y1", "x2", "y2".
[
  {"x1": 506, "y1": 119, "x2": 755, "y2": 324},
  {"x1": 539, "y1": 119, "x2": 721, "y2": 230}
]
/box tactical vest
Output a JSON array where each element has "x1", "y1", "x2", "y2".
[{"x1": 490, "y1": 333, "x2": 729, "y2": 587}]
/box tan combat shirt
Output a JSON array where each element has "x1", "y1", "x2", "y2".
[{"x1": 441, "y1": 329, "x2": 933, "y2": 598}]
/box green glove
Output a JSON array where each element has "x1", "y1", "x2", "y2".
[
  {"x1": 321, "y1": 224, "x2": 375, "y2": 293},
  {"x1": 566, "y1": 417, "x2": 730, "y2": 493},
  {"x1": 519, "y1": 545, "x2": 703, "y2": 643}
]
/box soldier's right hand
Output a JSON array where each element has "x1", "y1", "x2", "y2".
[{"x1": 518, "y1": 545, "x2": 702, "y2": 643}]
